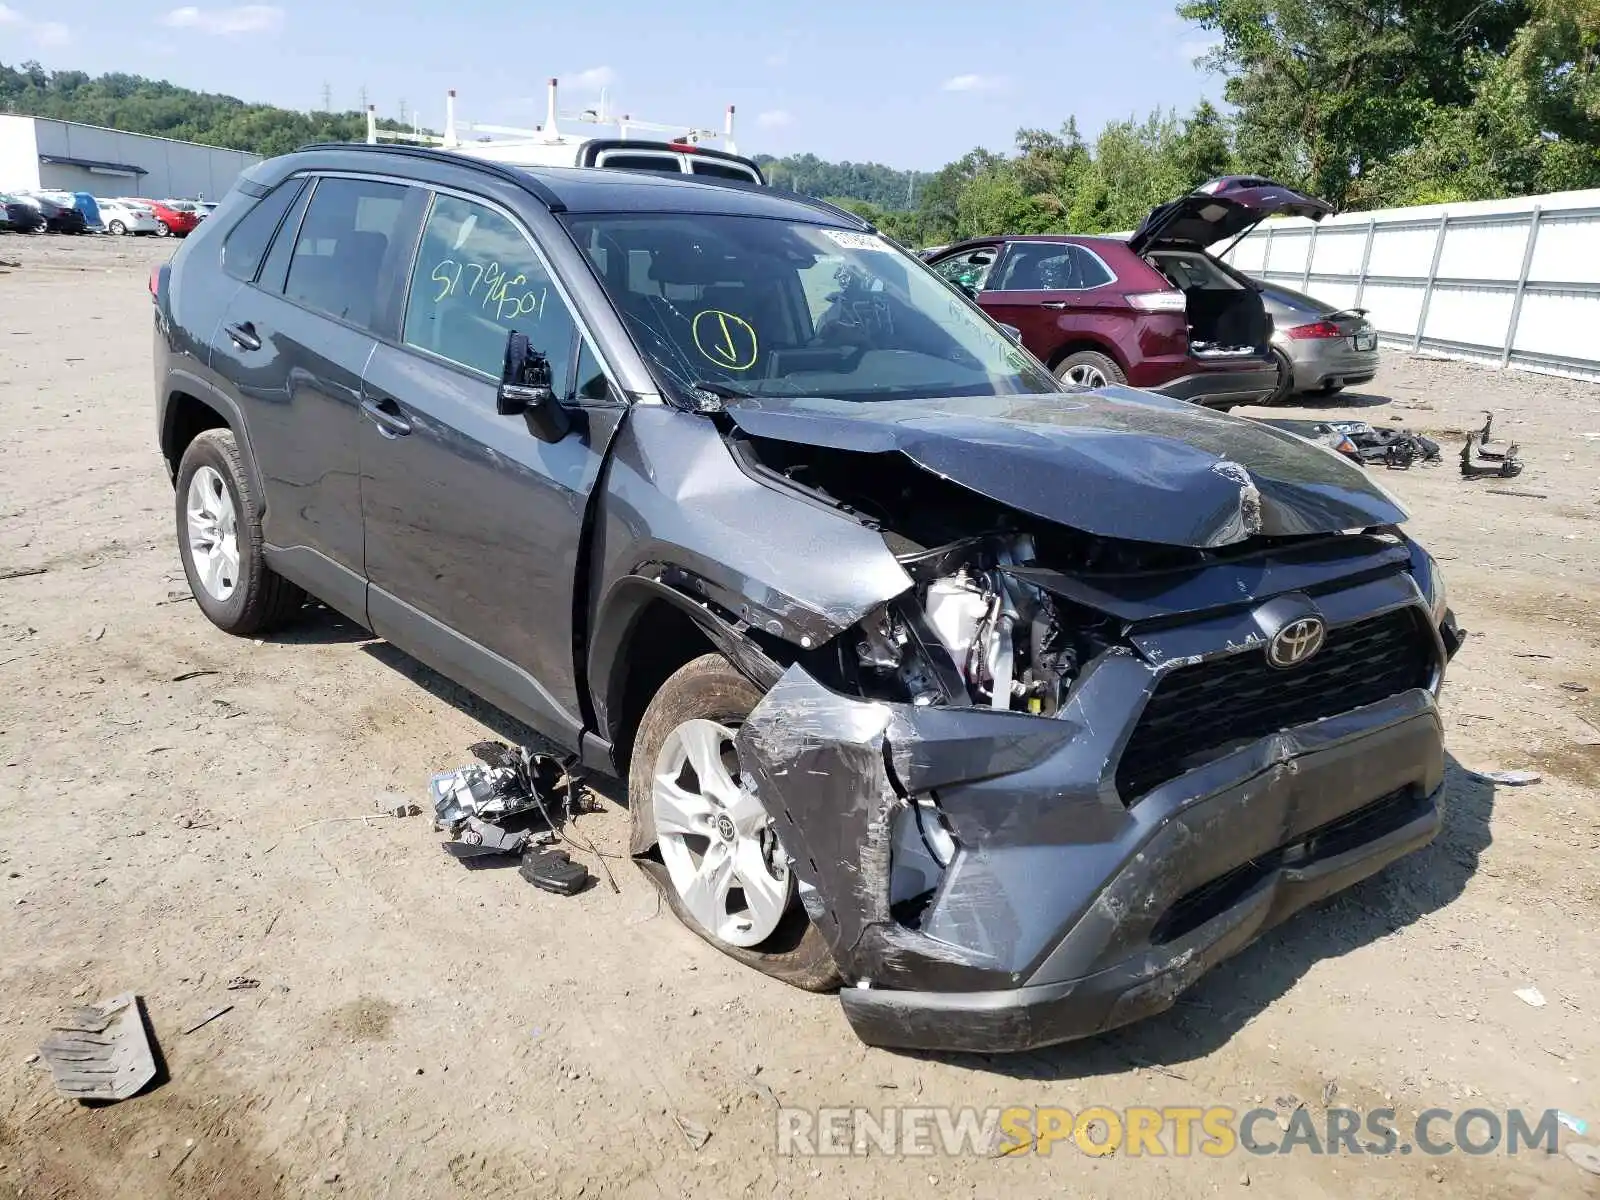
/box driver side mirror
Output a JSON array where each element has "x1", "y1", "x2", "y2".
[
  {"x1": 498, "y1": 331, "x2": 571, "y2": 443},
  {"x1": 999, "y1": 323, "x2": 1023, "y2": 342}
]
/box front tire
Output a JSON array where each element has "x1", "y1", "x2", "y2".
[
  {"x1": 629, "y1": 654, "x2": 840, "y2": 991},
  {"x1": 1054, "y1": 349, "x2": 1126, "y2": 389},
  {"x1": 174, "y1": 429, "x2": 304, "y2": 635}
]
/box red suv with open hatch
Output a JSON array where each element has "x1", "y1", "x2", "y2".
[{"x1": 926, "y1": 177, "x2": 1333, "y2": 409}]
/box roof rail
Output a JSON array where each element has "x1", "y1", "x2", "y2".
[
  {"x1": 291, "y1": 142, "x2": 567, "y2": 211},
  {"x1": 774, "y1": 190, "x2": 875, "y2": 231}
]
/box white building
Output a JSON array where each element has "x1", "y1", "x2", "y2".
[{"x1": 0, "y1": 115, "x2": 260, "y2": 201}]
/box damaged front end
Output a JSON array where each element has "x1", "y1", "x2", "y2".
[{"x1": 715, "y1": 403, "x2": 1459, "y2": 1052}]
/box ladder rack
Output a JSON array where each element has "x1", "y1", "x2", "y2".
[{"x1": 364, "y1": 79, "x2": 740, "y2": 155}]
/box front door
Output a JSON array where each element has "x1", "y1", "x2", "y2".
[{"x1": 358, "y1": 191, "x2": 626, "y2": 747}]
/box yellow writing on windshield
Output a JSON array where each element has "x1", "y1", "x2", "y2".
[{"x1": 691, "y1": 309, "x2": 759, "y2": 371}]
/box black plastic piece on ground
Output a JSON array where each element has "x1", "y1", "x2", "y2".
[{"x1": 520, "y1": 847, "x2": 590, "y2": 895}]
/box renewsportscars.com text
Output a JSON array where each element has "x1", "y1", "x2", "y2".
[{"x1": 776, "y1": 1105, "x2": 1569, "y2": 1159}]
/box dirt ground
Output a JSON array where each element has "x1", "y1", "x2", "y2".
[{"x1": 1, "y1": 233, "x2": 1597, "y2": 1199}]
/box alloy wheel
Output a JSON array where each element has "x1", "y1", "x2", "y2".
[
  {"x1": 1062, "y1": 363, "x2": 1109, "y2": 387},
  {"x1": 185, "y1": 465, "x2": 241, "y2": 602},
  {"x1": 652, "y1": 718, "x2": 793, "y2": 947}
]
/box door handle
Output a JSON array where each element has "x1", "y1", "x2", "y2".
[
  {"x1": 224, "y1": 321, "x2": 261, "y2": 351},
  {"x1": 1041, "y1": 301, "x2": 1071, "y2": 310},
  {"x1": 360, "y1": 395, "x2": 413, "y2": 438}
]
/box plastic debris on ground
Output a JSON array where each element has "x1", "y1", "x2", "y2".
[
  {"x1": 430, "y1": 741, "x2": 593, "y2": 894},
  {"x1": 1513, "y1": 986, "x2": 1547, "y2": 1008},
  {"x1": 1557, "y1": 1111, "x2": 1589, "y2": 1136},
  {"x1": 1473, "y1": 769, "x2": 1542, "y2": 786},
  {"x1": 37, "y1": 992, "x2": 159, "y2": 1102},
  {"x1": 1568, "y1": 1142, "x2": 1600, "y2": 1176}
]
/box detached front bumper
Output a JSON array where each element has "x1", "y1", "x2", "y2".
[{"x1": 736, "y1": 591, "x2": 1449, "y2": 1053}]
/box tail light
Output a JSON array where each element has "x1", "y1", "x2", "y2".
[
  {"x1": 1127, "y1": 291, "x2": 1187, "y2": 313},
  {"x1": 1286, "y1": 320, "x2": 1343, "y2": 340},
  {"x1": 148, "y1": 266, "x2": 161, "y2": 301}
]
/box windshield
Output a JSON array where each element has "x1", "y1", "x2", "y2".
[{"x1": 564, "y1": 213, "x2": 1056, "y2": 403}]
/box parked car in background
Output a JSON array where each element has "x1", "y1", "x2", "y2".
[
  {"x1": 137, "y1": 199, "x2": 200, "y2": 237},
  {"x1": 925, "y1": 176, "x2": 1334, "y2": 410},
  {"x1": 1259, "y1": 280, "x2": 1380, "y2": 402},
  {"x1": 1, "y1": 193, "x2": 46, "y2": 233},
  {"x1": 14, "y1": 194, "x2": 87, "y2": 234},
  {"x1": 97, "y1": 198, "x2": 162, "y2": 236},
  {"x1": 153, "y1": 146, "x2": 1457, "y2": 1053}
]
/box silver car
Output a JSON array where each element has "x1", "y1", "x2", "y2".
[{"x1": 1261, "y1": 282, "x2": 1379, "y2": 402}]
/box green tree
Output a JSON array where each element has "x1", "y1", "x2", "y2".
[{"x1": 1179, "y1": 0, "x2": 1529, "y2": 205}]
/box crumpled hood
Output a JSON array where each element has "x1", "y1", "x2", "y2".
[{"x1": 724, "y1": 388, "x2": 1407, "y2": 548}]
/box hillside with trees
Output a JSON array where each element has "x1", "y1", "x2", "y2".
[
  {"x1": 0, "y1": 61, "x2": 414, "y2": 158},
  {"x1": 4, "y1": 0, "x2": 1596, "y2": 245}
]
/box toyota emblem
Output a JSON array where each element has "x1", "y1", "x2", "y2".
[{"x1": 1267, "y1": 616, "x2": 1326, "y2": 669}]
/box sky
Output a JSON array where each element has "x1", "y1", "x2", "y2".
[{"x1": 0, "y1": 0, "x2": 1226, "y2": 170}]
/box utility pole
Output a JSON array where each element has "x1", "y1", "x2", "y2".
[
  {"x1": 398, "y1": 97, "x2": 408, "y2": 125},
  {"x1": 321, "y1": 81, "x2": 332, "y2": 112},
  {"x1": 358, "y1": 84, "x2": 369, "y2": 110}
]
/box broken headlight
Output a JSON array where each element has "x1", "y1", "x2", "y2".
[
  {"x1": 889, "y1": 795, "x2": 959, "y2": 929},
  {"x1": 852, "y1": 533, "x2": 1082, "y2": 714}
]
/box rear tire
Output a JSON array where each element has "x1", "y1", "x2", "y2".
[
  {"x1": 108, "y1": 220, "x2": 126, "y2": 236},
  {"x1": 629, "y1": 653, "x2": 841, "y2": 992},
  {"x1": 175, "y1": 429, "x2": 305, "y2": 636},
  {"x1": 1054, "y1": 350, "x2": 1126, "y2": 389},
  {"x1": 1268, "y1": 348, "x2": 1295, "y2": 404},
  {"x1": 156, "y1": 222, "x2": 172, "y2": 237}
]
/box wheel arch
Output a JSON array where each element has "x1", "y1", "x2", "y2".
[
  {"x1": 159, "y1": 373, "x2": 266, "y2": 509},
  {"x1": 590, "y1": 575, "x2": 787, "y2": 781},
  {"x1": 1046, "y1": 337, "x2": 1126, "y2": 372}
]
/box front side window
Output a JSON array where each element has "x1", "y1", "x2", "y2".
[
  {"x1": 933, "y1": 247, "x2": 997, "y2": 293},
  {"x1": 402, "y1": 193, "x2": 577, "y2": 389},
  {"x1": 566, "y1": 214, "x2": 1054, "y2": 403},
  {"x1": 282, "y1": 177, "x2": 409, "y2": 329}
]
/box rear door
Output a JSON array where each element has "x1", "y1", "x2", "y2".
[
  {"x1": 358, "y1": 189, "x2": 628, "y2": 746},
  {"x1": 208, "y1": 173, "x2": 417, "y2": 618},
  {"x1": 977, "y1": 241, "x2": 1123, "y2": 360}
]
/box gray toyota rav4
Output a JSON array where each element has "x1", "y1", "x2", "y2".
[{"x1": 154, "y1": 144, "x2": 1461, "y2": 1052}]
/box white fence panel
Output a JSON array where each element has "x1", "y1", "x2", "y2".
[{"x1": 1222, "y1": 188, "x2": 1600, "y2": 381}]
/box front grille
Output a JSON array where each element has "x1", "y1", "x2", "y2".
[
  {"x1": 1151, "y1": 786, "x2": 1420, "y2": 944},
  {"x1": 1117, "y1": 607, "x2": 1433, "y2": 800}
]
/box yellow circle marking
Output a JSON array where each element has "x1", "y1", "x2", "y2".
[{"x1": 691, "y1": 309, "x2": 759, "y2": 371}]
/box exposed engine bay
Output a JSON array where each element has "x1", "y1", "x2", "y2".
[{"x1": 730, "y1": 429, "x2": 1314, "y2": 717}]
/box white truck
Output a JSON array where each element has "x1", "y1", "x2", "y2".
[{"x1": 363, "y1": 79, "x2": 764, "y2": 183}]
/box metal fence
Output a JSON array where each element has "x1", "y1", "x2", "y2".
[{"x1": 1219, "y1": 188, "x2": 1600, "y2": 383}]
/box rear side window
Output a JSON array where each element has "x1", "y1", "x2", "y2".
[
  {"x1": 222, "y1": 179, "x2": 306, "y2": 282},
  {"x1": 282, "y1": 177, "x2": 409, "y2": 330},
  {"x1": 992, "y1": 242, "x2": 1115, "y2": 291}
]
